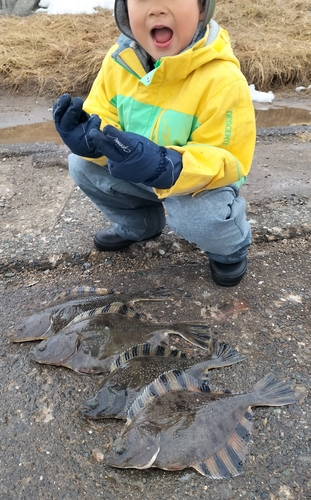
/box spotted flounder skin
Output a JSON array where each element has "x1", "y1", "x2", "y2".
[
  {"x1": 29, "y1": 312, "x2": 214, "y2": 375},
  {"x1": 104, "y1": 372, "x2": 303, "y2": 478},
  {"x1": 8, "y1": 285, "x2": 168, "y2": 343},
  {"x1": 81, "y1": 341, "x2": 245, "y2": 419}
]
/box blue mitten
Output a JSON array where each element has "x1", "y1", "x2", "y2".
[
  {"x1": 53, "y1": 93, "x2": 102, "y2": 158},
  {"x1": 88, "y1": 125, "x2": 182, "y2": 188}
]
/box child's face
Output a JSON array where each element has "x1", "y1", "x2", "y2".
[{"x1": 127, "y1": 0, "x2": 205, "y2": 61}]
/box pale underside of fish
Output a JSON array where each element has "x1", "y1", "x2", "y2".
[
  {"x1": 8, "y1": 285, "x2": 169, "y2": 342},
  {"x1": 29, "y1": 311, "x2": 216, "y2": 374},
  {"x1": 81, "y1": 340, "x2": 245, "y2": 419},
  {"x1": 104, "y1": 371, "x2": 305, "y2": 478}
]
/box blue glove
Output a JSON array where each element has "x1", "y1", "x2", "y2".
[
  {"x1": 53, "y1": 93, "x2": 102, "y2": 158},
  {"x1": 88, "y1": 125, "x2": 183, "y2": 188}
]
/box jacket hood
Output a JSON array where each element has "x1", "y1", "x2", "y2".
[
  {"x1": 111, "y1": 21, "x2": 240, "y2": 83},
  {"x1": 114, "y1": 0, "x2": 216, "y2": 42}
]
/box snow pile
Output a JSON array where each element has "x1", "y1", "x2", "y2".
[
  {"x1": 37, "y1": 0, "x2": 114, "y2": 15},
  {"x1": 249, "y1": 84, "x2": 275, "y2": 104},
  {"x1": 295, "y1": 85, "x2": 311, "y2": 92}
]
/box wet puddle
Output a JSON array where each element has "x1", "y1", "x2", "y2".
[
  {"x1": 0, "y1": 106, "x2": 311, "y2": 145},
  {"x1": 0, "y1": 121, "x2": 63, "y2": 145},
  {"x1": 255, "y1": 106, "x2": 311, "y2": 128}
]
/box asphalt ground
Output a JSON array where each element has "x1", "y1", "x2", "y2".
[{"x1": 0, "y1": 105, "x2": 310, "y2": 499}]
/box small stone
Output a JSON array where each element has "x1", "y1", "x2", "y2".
[
  {"x1": 282, "y1": 469, "x2": 291, "y2": 477},
  {"x1": 91, "y1": 448, "x2": 104, "y2": 462},
  {"x1": 297, "y1": 455, "x2": 311, "y2": 464},
  {"x1": 81, "y1": 262, "x2": 91, "y2": 269}
]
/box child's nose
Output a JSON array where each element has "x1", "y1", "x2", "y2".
[{"x1": 149, "y1": 3, "x2": 168, "y2": 17}]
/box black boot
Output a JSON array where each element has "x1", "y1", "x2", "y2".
[
  {"x1": 209, "y1": 257, "x2": 247, "y2": 287},
  {"x1": 94, "y1": 226, "x2": 162, "y2": 252}
]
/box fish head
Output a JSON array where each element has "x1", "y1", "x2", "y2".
[
  {"x1": 8, "y1": 311, "x2": 52, "y2": 342},
  {"x1": 29, "y1": 332, "x2": 80, "y2": 364},
  {"x1": 81, "y1": 384, "x2": 127, "y2": 419},
  {"x1": 104, "y1": 425, "x2": 160, "y2": 469}
]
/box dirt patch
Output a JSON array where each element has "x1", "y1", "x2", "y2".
[{"x1": 0, "y1": 233, "x2": 310, "y2": 499}]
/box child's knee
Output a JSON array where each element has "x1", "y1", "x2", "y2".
[{"x1": 68, "y1": 154, "x2": 88, "y2": 184}]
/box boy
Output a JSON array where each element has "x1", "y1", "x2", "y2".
[{"x1": 53, "y1": 0, "x2": 256, "y2": 286}]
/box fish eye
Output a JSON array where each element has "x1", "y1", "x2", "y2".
[
  {"x1": 115, "y1": 445, "x2": 126, "y2": 455},
  {"x1": 90, "y1": 399, "x2": 99, "y2": 409}
]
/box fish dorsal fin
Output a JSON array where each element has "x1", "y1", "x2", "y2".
[
  {"x1": 126, "y1": 370, "x2": 210, "y2": 426},
  {"x1": 50, "y1": 286, "x2": 112, "y2": 304},
  {"x1": 66, "y1": 302, "x2": 141, "y2": 327},
  {"x1": 194, "y1": 408, "x2": 253, "y2": 479},
  {"x1": 110, "y1": 343, "x2": 188, "y2": 373}
]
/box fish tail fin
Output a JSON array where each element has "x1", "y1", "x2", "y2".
[
  {"x1": 254, "y1": 373, "x2": 302, "y2": 406},
  {"x1": 185, "y1": 341, "x2": 246, "y2": 380},
  {"x1": 210, "y1": 342, "x2": 247, "y2": 368},
  {"x1": 128, "y1": 286, "x2": 171, "y2": 304},
  {"x1": 169, "y1": 322, "x2": 212, "y2": 350}
]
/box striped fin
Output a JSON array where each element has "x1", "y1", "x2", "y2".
[
  {"x1": 169, "y1": 323, "x2": 213, "y2": 350},
  {"x1": 188, "y1": 342, "x2": 246, "y2": 380},
  {"x1": 129, "y1": 286, "x2": 170, "y2": 303},
  {"x1": 126, "y1": 370, "x2": 210, "y2": 427},
  {"x1": 66, "y1": 301, "x2": 141, "y2": 327},
  {"x1": 110, "y1": 343, "x2": 188, "y2": 373},
  {"x1": 253, "y1": 373, "x2": 301, "y2": 406},
  {"x1": 50, "y1": 286, "x2": 113, "y2": 303},
  {"x1": 194, "y1": 408, "x2": 253, "y2": 478},
  {"x1": 212, "y1": 341, "x2": 246, "y2": 366}
]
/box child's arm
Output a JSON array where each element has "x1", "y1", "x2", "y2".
[{"x1": 154, "y1": 79, "x2": 256, "y2": 198}]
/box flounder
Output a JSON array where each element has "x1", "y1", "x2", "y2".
[
  {"x1": 105, "y1": 371, "x2": 305, "y2": 478},
  {"x1": 29, "y1": 311, "x2": 215, "y2": 375},
  {"x1": 81, "y1": 340, "x2": 245, "y2": 419},
  {"x1": 8, "y1": 285, "x2": 169, "y2": 342}
]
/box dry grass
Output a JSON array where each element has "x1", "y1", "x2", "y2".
[
  {"x1": 217, "y1": 0, "x2": 311, "y2": 90},
  {"x1": 0, "y1": 0, "x2": 311, "y2": 97},
  {"x1": 0, "y1": 10, "x2": 119, "y2": 97}
]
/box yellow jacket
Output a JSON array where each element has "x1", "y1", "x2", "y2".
[{"x1": 84, "y1": 21, "x2": 256, "y2": 199}]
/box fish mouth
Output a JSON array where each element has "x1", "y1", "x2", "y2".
[
  {"x1": 80, "y1": 406, "x2": 102, "y2": 419},
  {"x1": 151, "y1": 25, "x2": 173, "y2": 48}
]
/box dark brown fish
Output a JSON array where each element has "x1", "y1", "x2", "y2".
[
  {"x1": 29, "y1": 313, "x2": 215, "y2": 374},
  {"x1": 8, "y1": 286, "x2": 168, "y2": 342},
  {"x1": 81, "y1": 340, "x2": 245, "y2": 419},
  {"x1": 105, "y1": 372, "x2": 304, "y2": 478}
]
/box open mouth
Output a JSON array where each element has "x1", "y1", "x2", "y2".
[{"x1": 151, "y1": 26, "x2": 173, "y2": 45}]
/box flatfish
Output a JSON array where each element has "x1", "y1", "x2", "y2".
[
  {"x1": 8, "y1": 285, "x2": 168, "y2": 342},
  {"x1": 29, "y1": 312, "x2": 215, "y2": 374},
  {"x1": 105, "y1": 371, "x2": 305, "y2": 478},
  {"x1": 81, "y1": 340, "x2": 245, "y2": 419}
]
